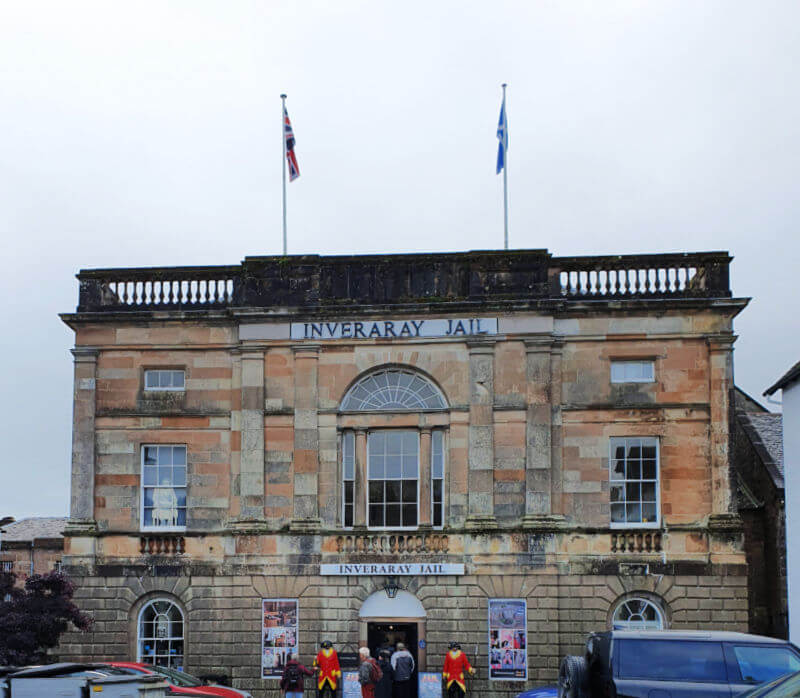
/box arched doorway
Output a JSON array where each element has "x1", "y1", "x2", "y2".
[{"x1": 359, "y1": 588, "x2": 427, "y2": 698}]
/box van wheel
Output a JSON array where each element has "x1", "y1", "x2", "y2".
[{"x1": 558, "y1": 655, "x2": 589, "y2": 698}]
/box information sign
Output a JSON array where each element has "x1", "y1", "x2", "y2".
[
  {"x1": 261, "y1": 598, "x2": 298, "y2": 679},
  {"x1": 418, "y1": 672, "x2": 443, "y2": 698},
  {"x1": 342, "y1": 671, "x2": 361, "y2": 698},
  {"x1": 488, "y1": 598, "x2": 527, "y2": 681}
]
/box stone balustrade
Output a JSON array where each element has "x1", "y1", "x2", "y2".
[
  {"x1": 335, "y1": 533, "x2": 449, "y2": 554},
  {"x1": 71, "y1": 250, "x2": 732, "y2": 312},
  {"x1": 610, "y1": 531, "x2": 663, "y2": 554},
  {"x1": 139, "y1": 535, "x2": 185, "y2": 555}
]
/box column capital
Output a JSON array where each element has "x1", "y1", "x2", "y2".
[
  {"x1": 707, "y1": 333, "x2": 737, "y2": 351},
  {"x1": 420, "y1": 427, "x2": 433, "y2": 436},
  {"x1": 240, "y1": 348, "x2": 266, "y2": 360},
  {"x1": 466, "y1": 338, "x2": 497, "y2": 354},
  {"x1": 523, "y1": 335, "x2": 555, "y2": 353},
  {"x1": 71, "y1": 347, "x2": 99, "y2": 362},
  {"x1": 292, "y1": 343, "x2": 321, "y2": 356}
]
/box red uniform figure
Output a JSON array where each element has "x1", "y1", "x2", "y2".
[
  {"x1": 313, "y1": 642, "x2": 341, "y2": 698},
  {"x1": 442, "y1": 644, "x2": 474, "y2": 697}
]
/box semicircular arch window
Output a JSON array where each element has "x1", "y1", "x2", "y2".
[
  {"x1": 341, "y1": 369, "x2": 447, "y2": 411},
  {"x1": 137, "y1": 598, "x2": 184, "y2": 669},
  {"x1": 612, "y1": 597, "x2": 664, "y2": 630}
]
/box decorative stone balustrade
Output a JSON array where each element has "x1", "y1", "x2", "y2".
[
  {"x1": 140, "y1": 535, "x2": 185, "y2": 555},
  {"x1": 335, "y1": 533, "x2": 449, "y2": 554},
  {"x1": 610, "y1": 531, "x2": 662, "y2": 554},
  {"x1": 71, "y1": 251, "x2": 733, "y2": 313},
  {"x1": 555, "y1": 252, "x2": 731, "y2": 299}
]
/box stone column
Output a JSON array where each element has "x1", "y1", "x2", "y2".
[
  {"x1": 550, "y1": 337, "x2": 565, "y2": 517},
  {"x1": 67, "y1": 347, "x2": 98, "y2": 530},
  {"x1": 291, "y1": 345, "x2": 321, "y2": 531},
  {"x1": 708, "y1": 334, "x2": 737, "y2": 516},
  {"x1": 354, "y1": 428, "x2": 368, "y2": 528},
  {"x1": 522, "y1": 337, "x2": 552, "y2": 524},
  {"x1": 465, "y1": 340, "x2": 497, "y2": 530},
  {"x1": 239, "y1": 350, "x2": 265, "y2": 521},
  {"x1": 419, "y1": 428, "x2": 433, "y2": 527}
]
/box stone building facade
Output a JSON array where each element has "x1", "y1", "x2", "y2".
[
  {"x1": 59, "y1": 250, "x2": 749, "y2": 696},
  {"x1": 0, "y1": 517, "x2": 66, "y2": 580}
]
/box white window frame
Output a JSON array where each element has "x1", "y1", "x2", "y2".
[
  {"x1": 1, "y1": 561, "x2": 13, "y2": 572},
  {"x1": 137, "y1": 598, "x2": 185, "y2": 670},
  {"x1": 366, "y1": 430, "x2": 420, "y2": 531},
  {"x1": 610, "y1": 360, "x2": 655, "y2": 384},
  {"x1": 431, "y1": 430, "x2": 445, "y2": 530},
  {"x1": 140, "y1": 444, "x2": 187, "y2": 533},
  {"x1": 609, "y1": 437, "x2": 660, "y2": 529},
  {"x1": 612, "y1": 597, "x2": 665, "y2": 630},
  {"x1": 144, "y1": 369, "x2": 185, "y2": 392},
  {"x1": 342, "y1": 431, "x2": 355, "y2": 529}
]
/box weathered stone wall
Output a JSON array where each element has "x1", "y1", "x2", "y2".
[{"x1": 58, "y1": 567, "x2": 748, "y2": 697}]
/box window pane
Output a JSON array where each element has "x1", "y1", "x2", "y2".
[
  {"x1": 158, "y1": 446, "x2": 172, "y2": 466},
  {"x1": 628, "y1": 442, "x2": 641, "y2": 459},
  {"x1": 144, "y1": 447, "x2": 158, "y2": 465},
  {"x1": 143, "y1": 508, "x2": 154, "y2": 527},
  {"x1": 145, "y1": 371, "x2": 157, "y2": 388},
  {"x1": 402, "y1": 504, "x2": 417, "y2": 527},
  {"x1": 143, "y1": 489, "x2": 155, "y2": 507},
  {"x1": 611, "y1": 459, "x2": 625, "y2": 480},
  {"x1": 626, "y1": 503, "x2": 642, "y2": 523},
  {"x1": 175, "y1": 489, "x2": 186, "y2": 508},
  {"x1": 642, "y1": 482, "x2": 656, "y2": 501},
  {"x1": 733, "y1": 646, "x2": 800, "y2": 685},
  {"x1": 386, "y1": 505, "x2": 401, "y2": 528},
  {"x1": 387, "y1": 432, "x2": 403, "y2": 454},
  {"x1": 369, "y1": 456, "x2": 384, "y2": 479},
  {"x1": 369, "y1": 505, "x2": 383, "y2": 527},
  {"x1": 642, "y1": 444, "x2": 657, "y2": 459},
  {"x1": 369, "y1": 481, "x2": 383, "y2": 504},
  {"x1": 402, "y1": 431, "x2": 418, "y2": 452},
  {"x1": 386, "y1": 455, "x2": 402, "y2": 479},
  {"x1": 402, "y1": 480, "x2": 417, "y2": 503},
  {"x1": 143, "y1": 466, "x2": 157, "y2": 486},
  {"x1": 626, "y1": 482, "x2": 641, "y2": 502},
  {"x1": 176, "y1": 509, "x2": 186, "y2": 527},
  {"x1": 610, "y1": 504, "x2": 625, "y2": 523},
  {"x1": 171, "y1": 371, "x2": 185, "y2": 388},
  {"x1": 433, "y1": 480, "x2": 442, "y2": 501},
  {"x1": 627, "y1": 458, "x2": 641, "y2": 480},
  {"x1": 642, "y1": 460, "x2": 657, "y2": 480},
  {"x1": 158, "y1": 467, "x2": 172, "y2": 486},
  {"x1": 344, "y1": 505, "x2": 353, "y2": 528},
  {"x1": 610, "y1": 484, "x2": 624, "y2": 503},
  {"x1": 343, "y1": 432, "x2": 355, "y2": 479},
  {"x1": 344, "y1": 481, "x2": 353, "y2": 500},
  {"x1": 386, "y1": 481, "x2": 401, "y2": 503},
  {"x1": 642, "y1": 503, "x2": 657, "y2": 523},
  {"x1": 402, "y1": 455, "x2": 418, "y2": 478},
  {"x1": 433, "y1": 506, "x2": 442, "y2": 528},
  {"x1": 368, "y1": 433, "x2": 384, "y2": 456},
  {"x1": 172, "y1": 468, "x2": 185, "y2": 487},
  {"x1": 619, "y1": 640, "x2": 726, "y2": 681},
  {"x1": 611, "y1": 364, "x2": 623, "y2": 382},
  {"x1": 172, "y1": 447, "x2": 186, "y2": 466}
]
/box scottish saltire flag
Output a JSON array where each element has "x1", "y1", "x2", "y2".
[
  {"x1": 496, "y1": 93, "x2": 508, "y2": 174},
  {"x1": 283, "y1": 106, "x2": 300, "y2": 181}
]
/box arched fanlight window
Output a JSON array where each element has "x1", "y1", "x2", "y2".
[
  {"x1": 612, "y1": 597, "x2": 664, "y2": 630},
  {"x1": 138, "y1": 599, "x2": 185, "y2": 669},
  {"x1": 340, "y1": 369, "x2": 447, "y2": 411}
]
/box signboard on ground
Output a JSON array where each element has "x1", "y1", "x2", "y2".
[
  {"x1": 342, "y1": 671, "x2": 361, "y2": 698},
  {"x1": 419, "y1": 672, "x2": 443, "y2": 698}
]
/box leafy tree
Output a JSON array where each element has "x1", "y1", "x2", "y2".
[{"x1": 0, "y1": 569, "x2": 91, "y2": 665}]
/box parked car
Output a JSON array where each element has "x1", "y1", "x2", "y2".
[
  {"x1": 555, "y1": 630, "x2": 800, "y2": 698},
  {"x1": 1, "y1": 663, "x2": 169, "y2": 698},
  {"x1": 740, "y1": 670, "x2": 800, "y2": 697},
  {"x1": 102, "y1": 662, "x2": 252, "y2": 698},
  {"x1": 515, "y1": 687, "x2": 558, "y2": 698}
]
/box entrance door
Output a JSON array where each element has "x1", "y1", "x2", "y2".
[{"x1": 367, "y1": 621, "x2": 419, "y2": 698}]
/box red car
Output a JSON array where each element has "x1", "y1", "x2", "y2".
[{"x1": 103, "y1": 662, "x2": 252, "y2": 698}]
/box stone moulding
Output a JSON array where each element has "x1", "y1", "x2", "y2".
[
  {"x1": 335, "y1": 533, "x2": 449, "y2": 554},
  {"x1": 139, "y1": 535, "x2": 185, "y2": 555}
]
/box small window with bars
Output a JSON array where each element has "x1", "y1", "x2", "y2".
[
  {"x1": 144, "y1": 369, "x2": 185, "y2": 391},
  {"x1": 611, "y1": 361, "x2": 655, "y2": 384},
  {"x1": 342, "y1": 431, "x2": 355, "y2": 528},
  {"x1": 431, "y1": 430, "x2": 445, "y2": 528}
]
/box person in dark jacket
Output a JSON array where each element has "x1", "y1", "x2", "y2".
[
  {"x1": 391, "y1": 642, "x2": 415, "y2": 698},
  {"x1": 280, "y1": 653, "x2": 314, "y2": 698},
  {"x1": 375, "y1": 649, "x2": 394, "y2": 698}
]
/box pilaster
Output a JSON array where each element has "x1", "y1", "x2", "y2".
[
  {"x1": 523, "y1": 336, "x2": 553, "y2": 518},
  {"x1": 237, "y1": 350, "x2": 266, "y2": 521},
  {"x1": 419, "y1": 428, "x2": 433, "y2": 526},
  {"x1": 290, "y1": 345, "x2": 321, "y2": 532},
  {"x1": 708, "y1": 333, "x2": 737, "y2": 515},
  {"x1": 67, "y1": 347, "x2": 98, "y2": 531}
]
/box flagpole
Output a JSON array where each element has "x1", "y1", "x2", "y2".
[
  {"x1": 281, "y1": 93, "x2": 288, "y2": 256},
  {"x1": 502, "y1": 83, "x2": 508, "y2": 250}
]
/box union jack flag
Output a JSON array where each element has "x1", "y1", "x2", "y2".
[{"x1": 283, "y1": 106, "x2": 300, "y2": 181}]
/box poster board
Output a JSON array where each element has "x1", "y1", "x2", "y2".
[
  {"x1": 261, "y1": 598, "x2": 298, "y2": 679},
  {"x1": 419, "y1": 672, "x2": 443, "y2": 698},
  {"x1": 488, "y1": 598, "x2": 527, "y2": 681},
  {"x1": 342, "y1": 671, "x2": 361, "y2": 698}
]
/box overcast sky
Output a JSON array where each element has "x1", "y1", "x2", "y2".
[{"x1": 1, "y1": 1, "x2": 797, "y2": 519}]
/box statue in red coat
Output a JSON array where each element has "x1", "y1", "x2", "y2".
[
  {"x1": 442, "y1": 642, "x2": 475, "y2": 697},
  {"x1": 313, "y1": 640, "x2": 341, "y2": 697}
]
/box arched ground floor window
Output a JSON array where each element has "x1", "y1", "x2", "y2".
[
  {"x1": 612, "y1": 596, "x2": 665, "y2": 630},
  {"x1": 137, "y1": 598, "x2": 184, "y2": 669}
]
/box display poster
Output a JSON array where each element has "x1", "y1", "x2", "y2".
[
  {"x1": 342, "y1": 671, "x2": 361, "y2": 698},
  {"x1": 419, "y1": 672, "x2": 443, "y2": 698},
  {"x1": 261, "y1": 599, "x2": 298, "y2": 679},
  {"x1": 488, "y1": 598, "x2": 527, "y2": 681}
]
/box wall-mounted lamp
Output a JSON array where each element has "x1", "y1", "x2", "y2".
[{"x1": 384, "y1": 576, "x2": 399, "y2": 599}]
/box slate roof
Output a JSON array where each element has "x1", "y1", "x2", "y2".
[
  {"x1": 765, "y1": 359, "x2": 800, "y2": 396},
  {"x1": 0, "y1": 517, "x2": 67, "y2": 541},
  {"x1": 738, "y1": 412, "x2": 784, "y2": 487}
]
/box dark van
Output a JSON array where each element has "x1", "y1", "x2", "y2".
[{"x1": 558, "y1": 630, "x2": 800, "y2": 698}]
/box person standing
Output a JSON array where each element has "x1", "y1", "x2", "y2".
[
  {"x1": 280, "y1": 653, "x2": 314, "y2": 698},
  {"x1": 390, "y1": 642, "x2": 415, "y2": 698},
  {"x1": 358, "y1": 646, "x2": 382, "y2": 698},
  {"x1": 313, "y1": 640, "x2": 342, "y2": 698},
  {"x1": 442, "y1": 642, "x2": 475, "y2": 697},
  {"x1": 375, "y1": 649, "x2": 393, "y2": 698}
]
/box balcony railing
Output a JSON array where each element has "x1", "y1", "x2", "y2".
[
  {"x1": 335, "y1": 533, "x2": 449, "y2": 555},
  {"x1": 140, "y1": 535, "x2": 185, "y2": 555},
  {"x1": 72, "y1": 251, "x2": 733, "y2": 312},
  {"x1": 610, "y1": 531, "x2": 663, "y2": 554}
]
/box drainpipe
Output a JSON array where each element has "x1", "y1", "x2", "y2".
[{"x1": 30, "y1": 541, "x2": 34, "y2": 577}]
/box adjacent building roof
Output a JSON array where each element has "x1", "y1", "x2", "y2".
[
  {"x1": 738, "y1": 412, "x2": 784, "y2": 487},
  {"x1": 764, "y1": 359, "x2": 800, "y2": 396},
  {"x1": 0, "y1": 517, "x2": 67, "y2": 542}
]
